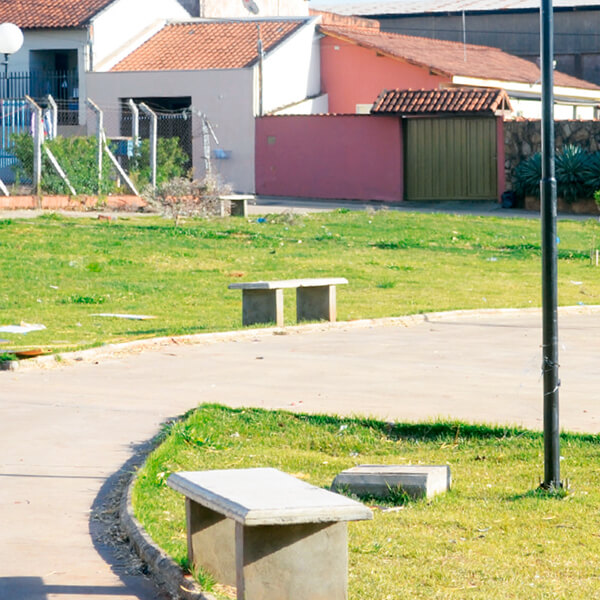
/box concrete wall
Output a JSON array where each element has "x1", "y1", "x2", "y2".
[
  {"x1": 199, "y1": 0, "x2": 309, "y2": 17},
  {"x1": 320, "y1": 36, "x2": 449, "y2": 113},
  {"x1": 262, "y1": 19, "x2": 322, "y2": 113},
  {"x1": 87, "y1": 69, "x2": 256, "y2": 192},
  {"x1": 91, "y1": 0, "x2": 191, "y2": 71},
  {"x1": 255, "y1": 114, "x2": 403, "y2": 201}
]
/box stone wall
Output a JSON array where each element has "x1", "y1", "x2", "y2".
[{"x1": 504, "y1": 119, "x2": 600, "y2": 191}]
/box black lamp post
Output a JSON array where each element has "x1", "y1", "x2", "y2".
[{"x1": 540, "y1": 0, "x2": 561, "y2": 490}]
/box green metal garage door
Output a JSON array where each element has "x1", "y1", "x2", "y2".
[{"x1": 405, "y1": 117, "x2": 497, "y2": 201}]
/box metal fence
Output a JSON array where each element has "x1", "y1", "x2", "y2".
[
  {"x1": 0, "y1": 99, "x2": 31, "y2": 174},
  {"x1": 0, "y1": 97, "x2": 196, "y2": 196},
  {"x1": 0, "y1": 71, "x2": 79, "y2": 125}
]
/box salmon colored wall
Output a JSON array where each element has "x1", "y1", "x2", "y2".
[
  {"x1": 256, "y1": 115, "x2": 403, "y2": 202},
  {"x1": 321, "y1": 37, "x2": 451, "y2": 114}
]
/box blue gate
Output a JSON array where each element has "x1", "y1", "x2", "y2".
[{"x1": 0, "y1": 99, "x2": 31, "y2": 180}]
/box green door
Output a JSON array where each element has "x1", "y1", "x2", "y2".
[{"x1": 405, "y1": 117, "x2": 497, "y2": 201}]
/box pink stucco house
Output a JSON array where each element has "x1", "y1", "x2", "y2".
[
  {"x1": 314, "y1": 10, "x2": 600, "y2": 119},
  {"x1": 256, "y1": 12, "x2": 600, "y2": 202}
]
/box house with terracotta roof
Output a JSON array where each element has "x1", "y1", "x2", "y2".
[
  {"x1": 0, "y1": 0, "x2": 191, "y2": 130},
  {"x1": 311, "y1": 0, "x2": 600, "y2": 85},
  {"x1": 87, "y1": 17, "x2": 325, "y2": 191},
  {"x1": 256, "y1": 87, "x2": 510, "y2": 202},
  {"x1": 315, "y1": 11, "x2": 600, "y2": 119}
]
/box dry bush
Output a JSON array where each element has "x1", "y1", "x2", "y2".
[{"x1": 144, "y1": 175, "x2": 232, "y2": 225}]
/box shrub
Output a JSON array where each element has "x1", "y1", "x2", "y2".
[
  {"x1": 129, "y1": 137, "x2": 189, "y2": 187},
  {"x1": 555, "y1": 144, "x2": 589, "y2": 203},
  {"x1": 582, "y1": 151, "x2": 600, "y2": 194},
  {"x1": 513, "y1": 145, "x2": 593, "y2": 203},
  {"x1": 11, "y1": 133, "x2": 117, "y2": 195},
  {"x1": 143, "y1": 175, "x2": 231, "y2": 225},
  {"x1": 10, "y1": 133, "x2": 189, "y2": 195},
  {"x1": 512, "y1": 153, "x2": 542, "y2": 198}
]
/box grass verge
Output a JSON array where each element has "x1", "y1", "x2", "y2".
[
  {"x1": 1, "y1": 210, "x2": 600, "y2": 352},
  {"x1": 134, "y1": 404, "x2": 600, "y2": 599}
]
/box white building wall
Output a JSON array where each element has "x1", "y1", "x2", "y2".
[
  {"x1": 6, "y1": 30, "x2": 89, "y2": 127},
  {"x1": 200, "y1": 0, "x2": 308, "y2": 18},
  {"x1": 260, "y1": 19, "x2": 321, "y2": 114},
  {"x1": 90, "y1": 0, "x2": 191, "y2": 71},
  {"x1": 6, "y1": 29, "x2": 88, "y2": 76},
  {"x1": 87, "y1": 69, "x2": 257, "y2": 192},
  {"x1": 273, "y1": 93, "x2": 328, "y2": 114}
]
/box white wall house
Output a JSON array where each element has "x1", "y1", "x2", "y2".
[
  {"x1": 87, "y1": 16, "x2": 325, "y2": 193},
  {"x1": 0, "y1": 0, "x2": 190, "y2": 130}
]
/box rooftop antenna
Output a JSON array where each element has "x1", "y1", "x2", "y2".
[{"x1": 462, "y1": 10, "x2": 467, "y2": 61}]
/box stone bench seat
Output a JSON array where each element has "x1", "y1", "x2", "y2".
[
  {"x1": 228, "y1": 277, "x2": 348, "y2": 327},
  {"x1": 219, "y1": 194, "x2": 254, "y2": 217},
  {"x1": 168, "y1": 467, "x2": 372, "y2": 600}
]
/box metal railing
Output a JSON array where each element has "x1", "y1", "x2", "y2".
[{"x1": 0, "y1": 70, "x2": 79, "y2": 125}]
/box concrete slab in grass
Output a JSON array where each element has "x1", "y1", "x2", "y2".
[{"x1": 332, "y1": 465, "x2": 451, "y2": 500}]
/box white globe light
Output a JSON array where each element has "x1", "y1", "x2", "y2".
[{"x1": 0, "y1": 23, "x2": 24, "y2": 56}]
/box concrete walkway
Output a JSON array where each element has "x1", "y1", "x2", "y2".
[{"x1": 1, "y1": 308, "x2": 599, "y2": 599}]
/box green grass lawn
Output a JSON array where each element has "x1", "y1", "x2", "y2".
[
  {"x1": 1, "y1": 209, "x2": 600, "y2": 353},
  {"x1": 135, "y1": 405, "x2": 600, "y2": 600}
]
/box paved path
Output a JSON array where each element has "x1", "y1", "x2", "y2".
[{"x1": 1, "y1": 308, "x2": 599, "y2": 599}]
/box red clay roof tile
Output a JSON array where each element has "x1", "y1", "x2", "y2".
[
  {"x1": 0, "y1": 0, "x2": 116, "y2": 29},
  {"x1": 320, "y1": 24, "x2": 599, "y2": 90},
  {"x1": 371, "y1": 88, "x2": 512, "y2": 114},
  {"x1": 112, "y1": 20, "x2": 305, "y2": 71}
]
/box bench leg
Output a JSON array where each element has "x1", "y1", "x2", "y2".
[
  {"x1": 296, "y1": 285, "x2": 337, "y2": 322},
  {"x1": 235, "y1": 521, "x2": 348, "y2": 600},
  {"x1": 231, "y1": 198, "x2": 247, "y2": 217},
  {"x1": 187, "y1": 499, "x2": 237, "y2": 586},
  {"x1": 242, "y1": 289, "x2": 284, "y2": 327}
]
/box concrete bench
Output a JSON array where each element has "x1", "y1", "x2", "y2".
[
  {"x1": 168, "y1": 467, "x2": 372, "y2": 600},
  {"x1": 219, "y1": 194, "x2": 254, "y2": 217},
  {"x1": 228, "y1": 277, "x2": 348, "y2": 327}
]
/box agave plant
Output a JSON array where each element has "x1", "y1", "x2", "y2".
[
  {"x1": 555, "y1": 144, "x2": 589, "y2": 202},
  {"x1": 581, "y1": 151, "x2": 600, "y2": 195},
  {"x1": 512, "y1": 152, "x2": 542, "y2": 198}
]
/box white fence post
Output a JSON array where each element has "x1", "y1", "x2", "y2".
[
  {"x1": 139, "y1": 102, "x2": 157, "y2": 189},
  {"x1": 128, "y1": 99, "x2": 139, "y2": 149},
  {"x1": 199, "y1": 113, "x2": 218, "y2": 177},
  {"x1": 87, "y1": 99, "x2": 104, "y2": 192},
  {"x1": 25, "y1": 95, "x2": 42, "y2": 196},
  {"x1": 44, "y1": 146, "x2": 77, "y2": 196},
  {"x1": 46, "y1": 95, "x2": 58, "y2": 139}
]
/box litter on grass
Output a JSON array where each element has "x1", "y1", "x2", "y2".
[
  {"x1": 14, "y1": 349, "x2": 48, "y2": 358},
  {"x1": 0, "y1": 323, "x2": 46, "y2": 334},
  {"x1": 91, "y1": 313, "x2": 156, "y2": 320}
]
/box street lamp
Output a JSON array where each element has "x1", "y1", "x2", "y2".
[
  {"x1": 540, "y1": 0, "x2": 561, "y2": 490},
  {"x1": 0, "y1": 22, "x2": 24, "y2": 83}
]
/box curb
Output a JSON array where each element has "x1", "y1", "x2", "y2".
[
  {"x1": 88, "y1": 304, "x2": 599, "y2": 598},
  {"x1": 13, "y1": 304, "x2": 600, "y2": 371},
  {"x1": 119, "y1": 468, "x2": 216, "y2": 600}
]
